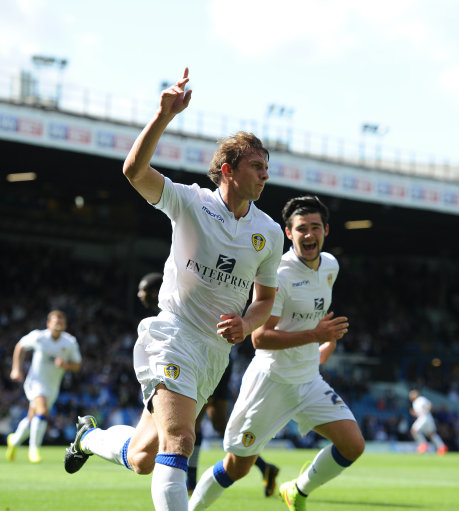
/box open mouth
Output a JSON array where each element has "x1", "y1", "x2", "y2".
[{"x1": 302, "y1": 242, "x2": 317, "y2": 253}]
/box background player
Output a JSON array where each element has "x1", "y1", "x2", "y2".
[
  {"x1": 409, "y1": 388, "x2": 448, "y2": 455},
  {"x1": 6, "y1": 310, "x2": 81, "y2": 463},
  {"x1": 189, "y1": 195, "x2": 365, "y2": 511}
]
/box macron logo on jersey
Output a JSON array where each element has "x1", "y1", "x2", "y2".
[
  {"x1": 292, "y1": 280, "x2": 310, "y2": 287},
  {"x1": 202, "y1": 205, "x2": 224, "y2": 223}
]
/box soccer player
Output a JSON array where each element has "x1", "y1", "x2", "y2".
[
  {"x1": 6, "y1": 310, "x2": 81, "y2": 463},
  {"x1": 137, "y1": 267, "x2": 280, "y2": 495},
  {"x1": 188, "y1": 359, "x2": 280, "y2": 497},
  {"x1": 409, "y1": 389, "x2": 448, "y2": 455},
  {"x1": 189, "y1": 195, "x2": 365, "y2": 511},
  {"x1": 137, "y1": 272, "x2": 163, "y2": 315},
  {"x1": 64, "y1": 68, "x2": 284, "y2": 511}
]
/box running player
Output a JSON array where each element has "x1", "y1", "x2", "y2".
[
  {"x1": 189, "y1": 195, "x2": 365, "y2": 511},
  {"x1": 409, "y1": 389, "x2": 448, "y2": 455},
  {"x1": 6, "y1": 310, "x2": 81, "y2": 463},
  {"x1": 188, "y1": 358, "x2": 280, "y2": 497},
  {"x1": 64, "y1": 68, "x2": 284, "y2": 511}
]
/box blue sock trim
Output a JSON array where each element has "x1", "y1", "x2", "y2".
[
  {"x1": 121, "y1": 438, "x2": 132, "y2": 470},
  {"x1": 331, "y1": 445, "x2": 353, "y2": 467},
  {"x1": 155, "y1": 453, "x2": 188, "y2": 472},
  {"x1": 213, "y1": 459, "x2": 234, "y2": 488},
  {"x1": 35, "y1": 414, "x2": 47, "y2": 422}
]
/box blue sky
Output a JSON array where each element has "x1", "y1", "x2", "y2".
[{"x1": 1, "y1": 0, "x2": 459, "y2": 164}]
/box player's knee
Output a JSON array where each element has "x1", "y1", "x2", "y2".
[
  {"x1": 162, "y1": 426, "x2": 196, "y2": 458},
  {"x1": 128, "y1": 451, "x2": 155, "y2": 475},
  {"x1": 335, "y1": 434, "x2": 365, "y2": 462}
]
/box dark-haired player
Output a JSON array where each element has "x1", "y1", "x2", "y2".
[{"x1": 189, "y1": 195, "x2": 364, "y2": 511}]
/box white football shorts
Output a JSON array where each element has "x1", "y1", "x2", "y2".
[
  {"x1": 24, "y1": 378, "x2": 60, "y2": 409},
  {"x1": 412, "y1": 414, "x2": 436, "y2": 435},
  {"x1": 224, "y1": 366, "x2": 356, "y2": 456},
  {"x1": 133, "y1": 310, "x2": 231, "y2": 417}
]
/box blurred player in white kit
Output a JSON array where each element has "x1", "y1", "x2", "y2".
[
  {"x1": 6, "y1": 310, "x2": 81, "y2": 463},
  {"x1": 409, "y1": 388, "x2": 448, "y2": 455}
]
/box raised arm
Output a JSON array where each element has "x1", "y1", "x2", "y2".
[
  {"x1": 252, "y1": 311, "x2": 348, "y2": 350},
  {"x1": 123, "y1": 67, "x2": 192, "y2": 204}
]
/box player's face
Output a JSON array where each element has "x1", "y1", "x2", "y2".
[
  {"x1": 47, "y1": 312, "x2": 67, "y2": 332},
  {"x1": 286, "y1": 213, "x2": 329, "y2": 270},
  {"x1": 231, "y1": 151, "x2": 269, "y2": 201}
]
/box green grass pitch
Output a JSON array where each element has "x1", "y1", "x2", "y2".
[{"x1": 1, "y1": 446, "x2": 458, "y2": 510}]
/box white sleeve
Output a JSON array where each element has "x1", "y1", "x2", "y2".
[
  {"x1": 151, "y1": 176, "x2": 197, "y2": 221},
  {"x1": 18, "y1": 330, "x2": 39, "y2": 351},
  {"x1": 67, "y1": 339, "x2": 82, "y2": 364},
  {"x1": 271, "y1": 271, "x2": 286, "y2": 318},
  {"x1": 254, "y1": 227, "x2": 283, "y2": 288}
]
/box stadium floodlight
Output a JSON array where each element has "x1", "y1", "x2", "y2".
[
  {"x1": 32, "y1": 55, "x2": 68, "y2": 70},
  {"x1": 361, "y1": 123, "x2": 389, "y2": 136},
  {"x1": 31, "y1": 55, "x2": 69, "y2": 108}
]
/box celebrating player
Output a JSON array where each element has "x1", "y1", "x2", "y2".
[
  {"x1": 6, "y1": 310, "x2": 81, "y2": 463},
  {"x1": 189, "y1": 195, "x2": 365, "y2": 511},
  {"x1": 64, "y1": 68, "x2": 284, "y2": 511}
]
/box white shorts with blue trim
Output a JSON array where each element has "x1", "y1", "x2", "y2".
[
  {"x1": 133, "y1": 311, "x2": 231, "y2": 418},
  {"x1": 224, "y1": 366, "x2": 356, "y2": 456}
]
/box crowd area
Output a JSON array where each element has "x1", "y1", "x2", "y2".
[{"x1": 1, "y1": 240, "x2": 458, "y2": 451}]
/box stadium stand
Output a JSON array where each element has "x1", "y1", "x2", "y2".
[{"x1": 1, "y1": 82, "x2": 458, "y2": 452}]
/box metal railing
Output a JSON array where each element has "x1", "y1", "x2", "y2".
[{"x1": 1, "y1": 68, "x2": 458, "y2": 182}]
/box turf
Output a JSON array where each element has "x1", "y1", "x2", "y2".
[{"x1": 1, "y1": 446, "x2": 458, "y2": 510}]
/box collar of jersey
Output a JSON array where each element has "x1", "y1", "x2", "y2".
[
  {"x1": 290, "y1": 245, "x2": 322, "y2": 271},
  {"x1": 215, "y1": 188, "x2": 253, "y2": 221}
]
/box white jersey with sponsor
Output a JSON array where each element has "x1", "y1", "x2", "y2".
[
  {"x1": 151, "y1": 177, "x2": 284, "y2": 345},
  {"x1": 412, "y1": 396, "x2": 432, "y2": 418},
  {"x1": 254, "y1": 248, "x2": 339, "y2": 383},
  {"x1": 20, "y1": 328, "x2": 81, "y2": 398}
]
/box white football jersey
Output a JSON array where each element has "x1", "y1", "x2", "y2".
[
  {"x1": 20, "y1": 328, "x2": 81, "y2": 393},
  {"x1": 152, "y1": 177, "x2": 284, "y2": 345},
  {"x1": 412, "y1": 396, "x2": 432, "y2": 418},
  {"x1": 254, "y1": 247, "x2": 339, "y2": 383}
]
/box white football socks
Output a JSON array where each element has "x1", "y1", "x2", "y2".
[
  {"x1": 81, "y1": 425, "x2": 135, "y2": 466},
  {"x1": 30, "y1": 415, "x2": 47, "y2": 450},
  {"x1": 10, "y1": 416, "x2": 31, "y2": 445},
  {"x1": 151, "y1": 463, "x2": 188, "y2": 511},
  {"x1": 297, "y1": 444, "x2": 348, "y2": 495},
  {"x1": 188, "y1": 465, "x2": 226, "y2": 510}
]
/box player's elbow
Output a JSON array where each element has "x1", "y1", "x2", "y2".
[{"x1": 251, "y1": 330, "x2": 264, "y2": 349}]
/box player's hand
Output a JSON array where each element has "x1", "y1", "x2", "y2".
[
  {"x1": 10, "y1": 368, "x2": 24, "y2": 382},
  {"x1": 314, "y1": 311, "x2": 349, "y2": 342},
  {"x1": 55, "y1": 356, "x2": 65, "y2": 368},
  {"x1": 217, "y1": 314, "x2": 246, "y2": 344},
  {"x1": 158, "y1": 67, "x2": 192, "y2": 117}
]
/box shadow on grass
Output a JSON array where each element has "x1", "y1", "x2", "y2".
[{"x1": 314, "y1": 499, "x2": 424, "y2": 509}]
